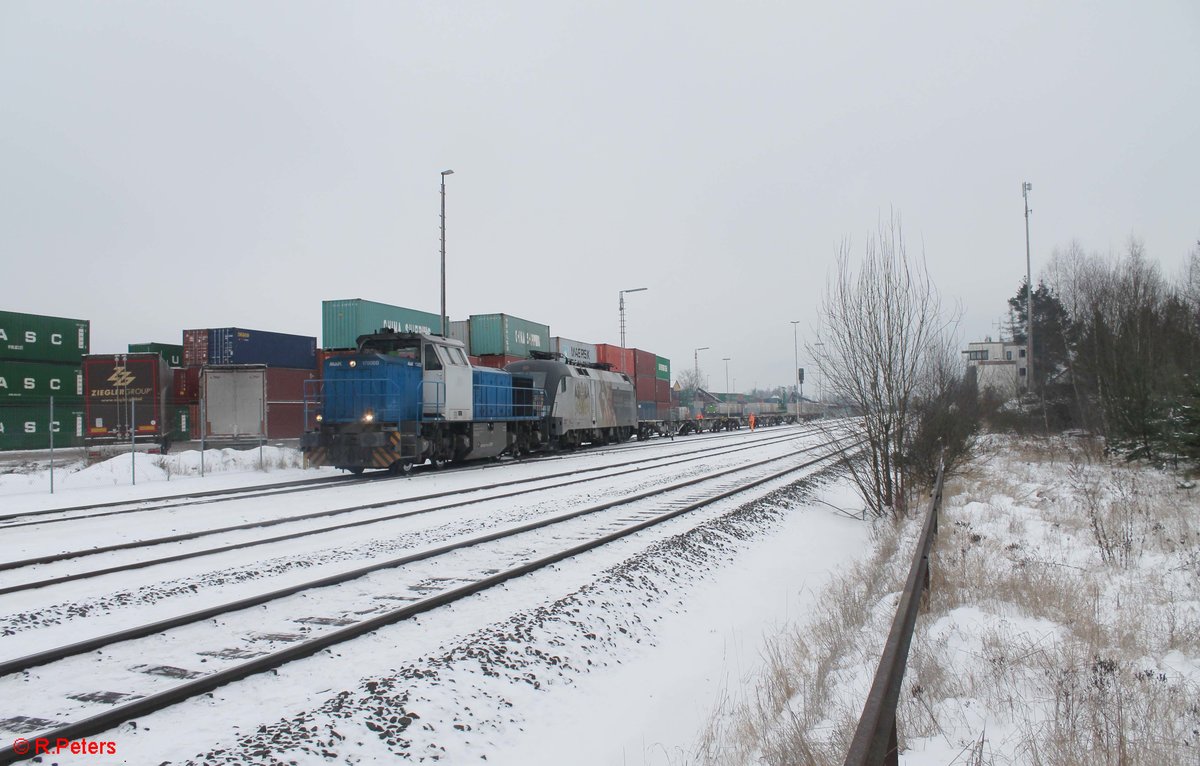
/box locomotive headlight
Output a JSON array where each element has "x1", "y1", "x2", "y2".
[
  {"x1": 315, "y1": 414, "x2": 323, "y2": 423},
  {"x1": 362, "y1": 410, "x2": 374, "y2": 423},
  {"x1": 349, "y1": 360, "x2": 357, "y2": 368}
]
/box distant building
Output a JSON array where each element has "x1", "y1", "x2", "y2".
[{"x1": 962, "y1": 338, "x2": 1027, "y2": 398}]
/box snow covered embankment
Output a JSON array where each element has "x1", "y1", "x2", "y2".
[{"x1": 694, "y1": 435, "x2": 1200, "y2": 765}]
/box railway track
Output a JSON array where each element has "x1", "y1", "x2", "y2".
[
  {"x1": 0, "y1": 432, "x2": 853, "y2": 764},
  {"x1": 1, "y1": 427, "x2": 822, "y2": 595},
  {"x1": 0, "y1": 421, "x2": 809, "y2": 530}
]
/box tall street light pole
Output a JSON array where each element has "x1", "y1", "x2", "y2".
[
  {"x1": 694, "y1": 346, "x2": 709, "y2": 394},
  {"x1": 619, "y1": 287, "x2": 648, "y2": 348},
  {"x1": 439, "y1": 169, "x2": 454, "y2": 337},
  {"x1": 722, "y1": 357, "x2": 730, "y2": 399},
  {"x1": 1022, "y1": 181, "x2": 1033, "y2": 392}
]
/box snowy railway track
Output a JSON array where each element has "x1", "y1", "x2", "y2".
[
  {"x1": 0, "y1": 427, "x2": 817, "y2": 596},
  {"x1": 0, "y1": 423, "x2": 787, "y2": 530},
  {"x1": 0, "y1": 434, "x2": 853, "y2": 762}
]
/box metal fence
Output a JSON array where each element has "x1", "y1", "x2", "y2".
[{"x1": 844, "y1": 459, "x2": 946, "y2": 766}]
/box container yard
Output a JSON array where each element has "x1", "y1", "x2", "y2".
[{"x1": 2, "y1": 300, "x2": 682, "y2": 453}]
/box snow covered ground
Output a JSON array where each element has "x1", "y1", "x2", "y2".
[
  {"x1": 0, "y1": 427, "x2": 877, "y2": 764},
  {"x1": 691, "y1": 433, "x2": 1200, "y2": 765}
]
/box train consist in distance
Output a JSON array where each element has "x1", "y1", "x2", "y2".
[{"x1": 301, "y1": 329, "x2": 639, "y2": 473}]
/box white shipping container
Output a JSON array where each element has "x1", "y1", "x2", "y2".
[{"x1": 549, "y1": 336, "x2": 597, "y2": 365}]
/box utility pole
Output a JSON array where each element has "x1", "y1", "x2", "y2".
[
  {"x1": 439, "y1": 169, "x2": 454, "y2": 336},
  {"x1": 619, "y1": 287, "x2": 648, "y2": 348},
  {"x1": 1023, "y1": 181, "x2": 1033, "y2": 392}
]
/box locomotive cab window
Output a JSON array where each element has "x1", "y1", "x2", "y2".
[
  {"x1": 448, "y1": 347, "x2": 469, "y2": 366},
  {"x1": 423, "y1": 345, "x2": 444, "y2": 371}
]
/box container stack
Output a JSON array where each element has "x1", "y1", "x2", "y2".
[
  {"x1": 130, "y1": 342, "x2": 190, "y2": 442},
  {"x1": 0, "y1": 310, "x2": 89, "y2": 450},
  {"x1": 549, "y1": 337, "x2": 598, "y2": 365},
  {"x1": 322, "y1": 298, "x2": 442, "y2": 349},
  {"x1": 182, "y1": 327, "x2": 317, "y2": 440},
  {"x1": 632, "y1": 349, "x2": 658, "y2": 420},
  {"x1": 595, "y1": 344, "x2": 634, "y2": 376},
  {"x1": 467, "y1": 313, "x2": 550, "y2": 369},
  {"x1": 655, "y1": 355, "x2": 672, "y2": 419}
]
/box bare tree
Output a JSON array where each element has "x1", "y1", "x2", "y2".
[{"x1": 812, "y1": 216, "x2": 954, "y2": 517}]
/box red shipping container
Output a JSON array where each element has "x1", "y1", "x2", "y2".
[
  {"x1": 173, "y1": 366, "x2": 202, "y2": 404},
  {"x1": 468, "y1": 355, "x2": 482, "y2": 366},
  {"x1": 633, "y1": 348, "x2": 657, "y2": 378},
  {"x1": 635, "y1": 375, "x2": 656, "y2": 401},
  {"x1": 655, "y1": 378, "x2": 671, "y2": 403},
  {"x1": 265, "y1": 367, "x2": 316, "y2": 402},
  {"x1": 183, "y1": 329, "x2": 208, "y2": 367},
  {"x1": 596, "y1": 344, "x2": 634, "y2": 375},
  {"x1": 475, "y1": 354, "x2": 522, "y2": 370},
  {"x1": 266, "y1": 402, "x2": 307, "y2": 439}
]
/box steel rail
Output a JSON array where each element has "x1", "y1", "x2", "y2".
[
  {"x1": 0, "y1": 420, "x2": 802, "y2": 527},
  {"x1": 0, "y1": 447, "x2": 850, "y2": 763},
  {"x1": 0, "y1": 437, "x2": 856, "y2": 676},
  {"x1": 0, "y1": 471, "x2": 369, "y2": 524},
  {"x1": 843, "y1": 460, "x2": 946, "y2": 766},
  {"x1": 0, "y1": 429, "x2": 815, "y2": 584},
  {"x1": 0, "y1": 423, "x2": 811, "y2": 531}
]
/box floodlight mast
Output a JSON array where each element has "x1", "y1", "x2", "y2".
[
  {"x1": 439, "y1": 169, "x2": 454, "y2": 337},
  {"x1": 1023, "y1": 181, "x2": 1033, "y2": 392},
  {"x1": 619, "y1": 287, "x2": 648, "y2": 348}
]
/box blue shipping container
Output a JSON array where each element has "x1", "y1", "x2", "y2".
[
  {"x1": 207, "y1": 328, "x2": 316, "y2": 369},
  {"x1": 637, "y1": 401, "x2": 658, "y2": 420},
  {"x1": 472, "y1": 368, "x2": 514, "y2": 419}
]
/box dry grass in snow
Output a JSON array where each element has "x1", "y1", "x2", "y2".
[{"x1": 694, "y1": 434, "x2": 1200, "y2": 765}]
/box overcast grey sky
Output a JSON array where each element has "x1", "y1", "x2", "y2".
[{"x1": 3, "y1": 1, "x2": 1197, "y2": 392}]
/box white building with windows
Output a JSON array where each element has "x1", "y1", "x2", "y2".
[{"x1": 962, "y1": 339, "x2": 1027, "y2": 398}]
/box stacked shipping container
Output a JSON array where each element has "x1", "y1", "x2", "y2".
[
  {"x1": 131, "y1": 342, "x2": 189, "y2": 440},
  {"x1": 181, "y1": 326, "x2": 319, "y2": 441},
  {"x1": 0, "y1": 310, "x2": 89, "y2": 450},
  {"x1": 322, "y1": 299, "x2": 441, "y2": 348}
]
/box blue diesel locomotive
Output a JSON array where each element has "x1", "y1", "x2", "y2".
[{"x1": 301, "y1": 330, "x2": 637, "y2": 473}]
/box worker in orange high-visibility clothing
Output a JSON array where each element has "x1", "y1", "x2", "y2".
[{"x1": 749, "y1": 412, "x2": 757, "y2": 431}]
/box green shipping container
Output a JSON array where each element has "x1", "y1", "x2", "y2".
[
  {"x1": 656, "y1": 356, "x2": 671, "y2": 381},
  {"x1": 0, "y1": 361, "x2": 83, "y2": 400},
  {"x1": 0, "y1": 402, "x2": 85, "y2": 450},
  {"x1": 322, "y1": 299, "x2": 442, "y2": 349},
  {"x1": 468, "y1": 314, "x2": 550, "y2": 357},
  {"x1": 0, "y1": 310, "x2": 90, "y2": 363},
  {"x1": 129, "y1": 342, "x2": 184, "y2": 367},
  {"x1": 169, "y1": 404, "x2": 192, "y2": 441}
]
